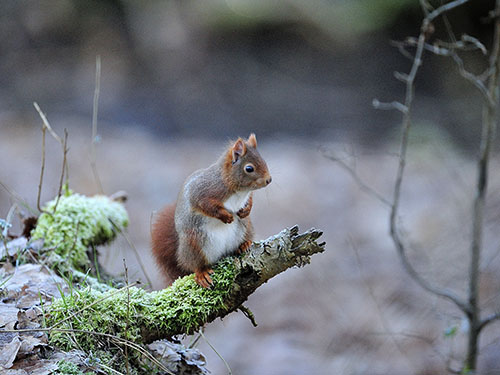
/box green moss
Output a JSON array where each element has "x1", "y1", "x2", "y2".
[
  {"x1": 47, "y1": 257, "x2": 236, "y2": 351},
  {"x1": 31, "y1": 193, "x2": 128, "y2": 271},
  {"x1": 55, "y1": 360, "x2": 83, "y2": 375}
]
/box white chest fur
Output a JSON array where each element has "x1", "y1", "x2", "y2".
[
  {"x1": 224, "y1": 191, "x2": 250, "y2": 212},
  {"x1": 203, "y1": 191, "x2": 250, "y2": 264}
]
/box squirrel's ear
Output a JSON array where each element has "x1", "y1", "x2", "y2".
[
  {"x1": 231, "y1": 138, "x2": 246, "y2": 163},
  {"x1": 247, "y1": 133, "x2": 257, "y2": 148}
]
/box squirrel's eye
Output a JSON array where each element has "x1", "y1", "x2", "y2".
[{"x1": 245, "y1": 164, "x2": 255, "y2": 173}]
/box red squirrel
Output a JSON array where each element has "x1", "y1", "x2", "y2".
[{"x1": 151, "y1": 134, "x2": 272, "y2": 288}]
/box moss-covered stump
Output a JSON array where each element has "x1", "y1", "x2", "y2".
[
  {"x1": 31, "y1": 192, "x2": 128, "y2": 272},
  {"x1": 46, "y1": 226, "x2": 325, "y2": 348}
]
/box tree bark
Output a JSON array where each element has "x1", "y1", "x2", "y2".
[{"x1": 46, "y1": 226, "x2": 325, "y2": 348}]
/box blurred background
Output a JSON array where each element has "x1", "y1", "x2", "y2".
[{"x1": 2, "y1": 0, "x2": 500, "y2": 374}]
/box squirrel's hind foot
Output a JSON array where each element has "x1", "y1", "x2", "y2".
[
  {"x1": 236, "y1": 240, "x2": 253, "y2": 255},
  {"x1": 195, "y1": 268, "x2": 214, "y2": 288}
]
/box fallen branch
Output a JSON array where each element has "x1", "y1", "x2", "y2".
[
  {"x1": 2, "y1": 188, "x2": 324, "y2": 373},
  {"x1": 46, "y1": 226, "x2": 325, "y2": 349}
]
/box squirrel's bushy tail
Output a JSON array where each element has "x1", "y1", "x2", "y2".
[{"x1": 151, "y1": 204, "x2": 186, "y2": 285}]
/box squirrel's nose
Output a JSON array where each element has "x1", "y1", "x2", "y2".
[{"x1": 265, "y1": 176, "x2": 272, "y2": 185}]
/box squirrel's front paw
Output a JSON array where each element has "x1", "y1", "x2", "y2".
[
  {"x1": 219, "y1": 211, "x2": 234, "y2": 224},
  {"x1": 237, "y1": 206, "x2": 250, "y2": 219}
]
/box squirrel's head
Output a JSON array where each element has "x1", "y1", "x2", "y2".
[{"x1": 223, "y1": 133, "x2": 272, "y2": 191}]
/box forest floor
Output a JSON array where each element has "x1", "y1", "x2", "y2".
[{"x1": 2, "y1": 119, "x2": 500, "y2": 374}]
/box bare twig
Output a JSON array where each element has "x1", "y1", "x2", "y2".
[
  {"x1": 393, "y1": 21, "x2": 492, "y2": 103},
  {"x1": 436, "y1": 34, "x2": 487, "y2": 54},
  {"x1": 449, "y1": 52, "x2": 492, "y2": 101},
  {"x1": 320, "y1": 148, "x2": 391, "y2": 207},
  {"x1": 440, "y1": 18, "x2": 492, "y2": 103},
  {"x1": 0, "y1": 180, "x2": 36, "y2": 215},
  {"x1": 238, "y1": 305, "x2": 258, "y2": 327},
  {"x1": 426, "y1": 0, "x2": 468, "y2": 22},
  {"x1": 199, "y1": 330, "x2": 232, "y2": 375},
  {"x1": 466, "y1": 0, "x2": 500, "y2": 368},
  {"x1": 91, "y1": 55, "x2": 104, "y2": 194},
  {"x1": 53, "y1": 129, "x2": 69, "y2": 213},
  {"x1": 33, "y1": 102, "x2": 62, "y2": 144},
  {"x1": 34, "y1": 102, "x2": 68, "y2": 214},
  {"x1": 368, "y1": 331, "x2": 450, "y2": 365},
  {"x1": 372, "y1": 99, "x2": 408, "y2": 113},
  {"x1": 349, "y1": 238, "x2": 414, "y2": 371},
  {"x1": 382, "y1": 0, "x2": 500, "y2": 371},
  {"x1": 110, "y1": 219, "x2": 154, "y2": 288},
  {"x1": 479, "y1": 311, "x2": 500, "y2": 331},
  {"x1": 36, "y1": 117, "x2": 48, "y2": 214},
  {"x1": 123, "y1": 259, "x2": 131, "y2": 375},
  {"x1": 386, "y1": 0, "x2": 471, "y2": 316},
  {"x1": 391, "y1": 39, "x2": 417, "y2": 60}
]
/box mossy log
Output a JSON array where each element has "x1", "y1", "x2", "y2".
[
  {"x1": 47, "y1": 226, "x2": 325, "y2": 350},
  {"x1": 2, "y1": 191, "x2": 324, "y2": 373},
  {"x1": 21, "y1": 191, "x2": 325, "y2": 352}
]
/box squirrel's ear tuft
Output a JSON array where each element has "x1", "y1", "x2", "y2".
[
  {"x1": 247, "y1": 133, "x2": 257, "y2": 148},
  {"x1": 232, "y1": 138, "x2": 246, "y2": 163}
]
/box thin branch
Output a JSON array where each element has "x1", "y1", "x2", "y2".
[
  {"x1": 440, "y1": 16, "x2": 493, "y2": 103},
  {"x1": 238, "y1": 305, "x2": 258, "y2": 327},
  {"x1": 320, "y1": 148, "x2": 392, "y2": 207},
  {"x1": 394, "y1": 20, "x2": 492, "y2": 104},
  {"x1": 0, "y1": 180, "x2": 36, "y2": 215},
  {"x1": 465, "y1": 0, "x2": 500, "y2": 368},
  {"x1": 123, "y1": 259, "x2": 131, "y2": 375},
  {"x1": 91, "y1": 55, "x2": 104, "y2": 194},
  {"x1": 384, "y1": 0, "x2": 471, "y2": 315},
  {"x1": 391, "y1": 39, "x2": 417, "y2": 60},
  {"x1": 36, "y1": 119, "x2": 48, "y2": 214},
  {"x1": 372, "y1": 98, "x2": 408, "y2": 113},
  {"x1": 52, "y1": 129, "x2": 69, "y2": 213},
  {"x1": 426, "y1": 0, "x2": 469, "y2": 23},
  {"x1": 368, "y1": 331, "x2": 451, "y2": 365},
  {"x1": 34, "y1": 102, "x2": 68, "y2": 215},
  {"x1": 386, "y1": 0, "x2": 500, "y2": 370},
  {"x1": 349, "y1": 238, "x2": 414, "y2": 370},
  {"x1": 110, "y1": 219, "x2": 154, "y2": 288},
  {"x1": 479, "y1": 311, "x2": 500, "y2": 331},
  {"x1": 449, "y1": 52, "x2": 492, "y2": 102},
  {"x1": 419, "y1": 0, "x2": 432, "y2": 16},
  {"x1": 199, "y1": 330, "x2": 232, "y2": 375},
  {"x1": 33, "y1": 102, "x2": 62, "y2": 145}
]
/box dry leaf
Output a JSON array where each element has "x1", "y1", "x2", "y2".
[
  {"x1": 0, "y1": 305, "x2": 19, "y2": 329},
  {"x1": 0, "y1": 336, "x2": 22, "y2": 369},
  {"x1": 0, "y1": 237, "x2": 27, "y2": 260}
]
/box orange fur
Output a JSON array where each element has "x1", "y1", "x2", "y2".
[
  {"x1": 151, "y1": 204, "x2": 185, "y2": 284},
  {"x1": 195, "y1": 197, "x2": 234, "y2": 223},
  {"x1": 151, "y1": 134, "x2": 270, "y2": 288}
]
